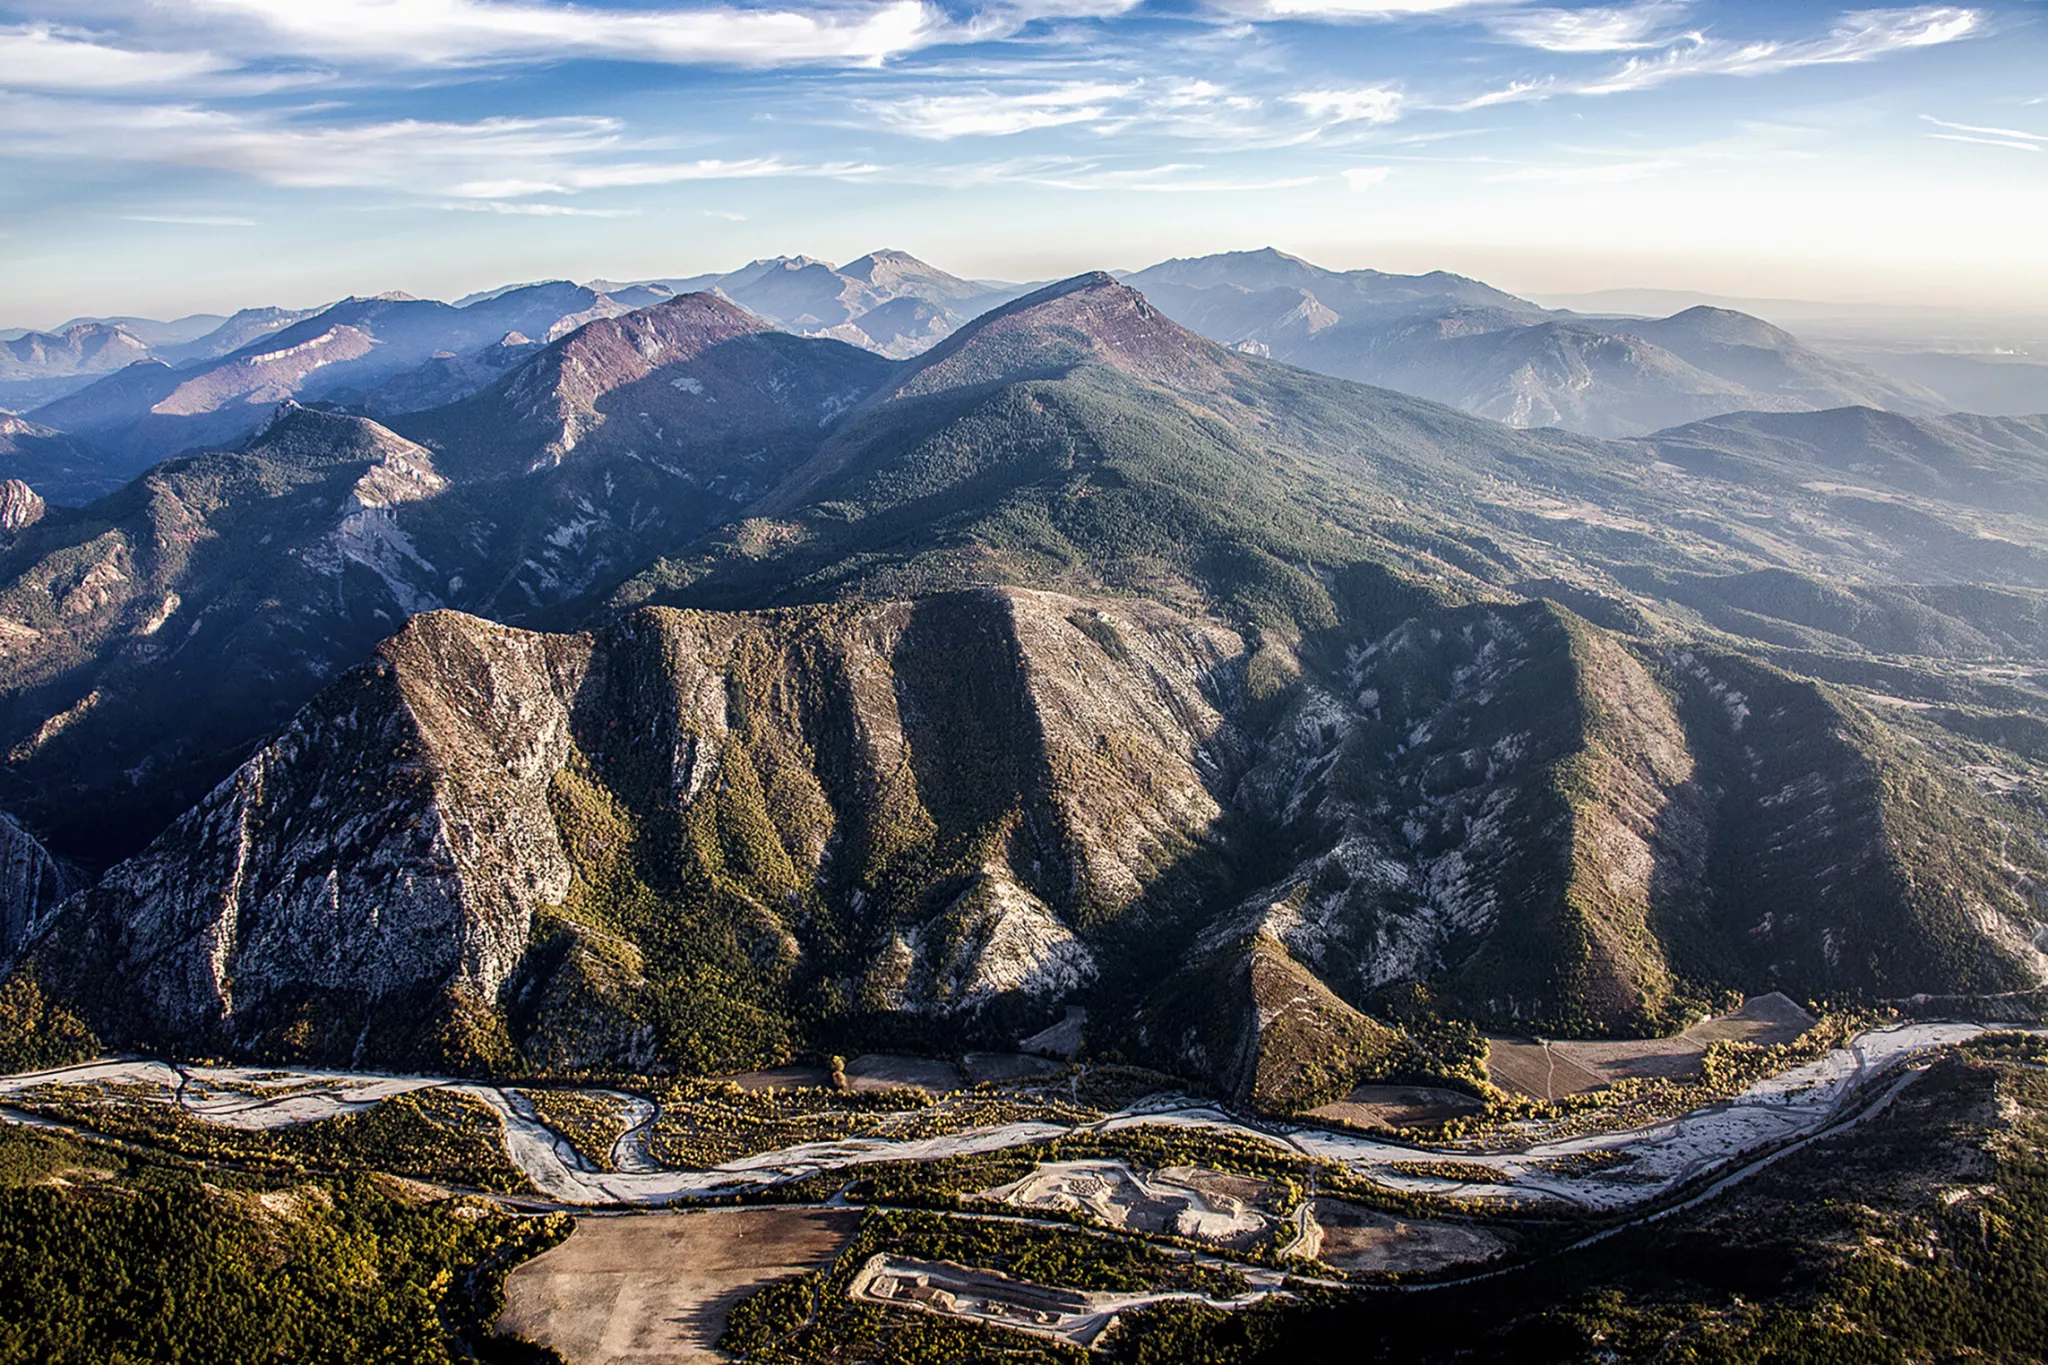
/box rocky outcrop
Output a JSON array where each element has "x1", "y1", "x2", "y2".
[
  {"x1": 0, "y1": 812, "x2": 76, "y2": 961},
  {"x1": 23, "y1": 588, "x2": 1245, "y2": 1065},
  {"x1": 34, "y1": 614, "x2": 592, "y2": 1056},
  {"x1": 18, "y1": 585, "x2": 2045, "y2": 1086},
  {"x1": 0, "y1": 481, "x2": 44, "y2": 537},
  {"x1": 1212, "y1": 601, "x2": 1710, "y2": 1033}
]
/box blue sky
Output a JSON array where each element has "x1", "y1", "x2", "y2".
[{"x1": 1, "y1": 0, "x2": 2044, "y2": 324}]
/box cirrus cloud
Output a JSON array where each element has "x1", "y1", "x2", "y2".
[
  {"x1": 162, "y1": 0, "x2": 1100, "y2": 70},
  {"x1": 859, "y1": 81, "x2": 1130, "y2": 138},
  {"x1": 1483, "y1": 3, "x2": 1692, "y2": 54}
]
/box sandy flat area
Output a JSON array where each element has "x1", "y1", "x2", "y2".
[
  {"x1": 962, "y1": 1051, "x2": 1063, "y2": 1084},
  {"x1": 721, "y1": 1054, "x2": 966, "y2": 1094},
  {"x1": 721, "y1": 1065, "x2": 834, "y2": 1093},
  {"x1": 845, "y1": 1054, "x2": 964, "y2": 1093},
  {"x1": 497, "y1": 1207, "x2": 859, "y2": 1364},
  {"x1": 1303, "y1": 1199, "x2": 1506, "y2": 1275},
  {"x1": 1486, "y1": 993, "x2": 1815, "y2": 1100},
  {"x1": 1307, "y1": 1085, "x2": 1485, "y2": 1130}
]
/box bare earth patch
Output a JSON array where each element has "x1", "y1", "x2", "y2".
[
  {"x1": 1306, "y1": 1084, "x2": 1485, "y2": 1130},
  {"x1": 1302, "y1": 1199, "x2": 1506, "y2": 1275},
  {"x1": 720, "y1": 1055, "x2": 966, "y2": 1095},
  {"x1": 975, "y1": 1159, "x2": 1277, "y2": 1249},
  {"x1": 962, "y1": 1051, "x2": 1064, "y2": 1084},
  {"x1": 495, "y1": 1207, "x2": 859, "y2": 1363},
  {"x1": 844, "y1": 1054, "x2": 964, "y2": 1094},
  {"x1": 1486, "y1": 994, "x2": 1815, "y2": 1100},
  {"x1": 721, "y1": 1065, "x2": 834, "y2": 1093}
]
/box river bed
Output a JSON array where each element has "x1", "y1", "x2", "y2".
[{"x1": 0, "y1": 1020, "x2": 2028, "y2": 1211}]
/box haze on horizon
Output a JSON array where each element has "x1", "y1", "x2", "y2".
[{"x1": 1, "y1": 0, "x2": 2044, "y2": 326}]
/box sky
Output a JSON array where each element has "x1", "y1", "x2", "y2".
[{"x1": 1, "y1": 0, "x2": 2045, "y2": 325}]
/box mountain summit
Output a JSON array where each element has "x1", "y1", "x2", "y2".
[
  {"x1": 881, "y1": 272, "x2": 1245, "y2": 402},
  {"x1": 2, "y1": 258, "x2": 2047, "y2": 1121}
]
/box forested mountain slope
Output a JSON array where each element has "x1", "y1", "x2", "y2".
[{"x1": 1, "y1": 275, "x2": 2045, "y2": 1107}]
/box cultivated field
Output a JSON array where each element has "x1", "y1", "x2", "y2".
[
  {"x1": 1307, "y1": 1084, "x2": 1485, "y2": 1130},
  {"x1": 1485, "y1": 993, "x2": 1814, "y2": 1100},
  {"x1": 496, "y1": 1208, "x2": 859, "y2": 1363}
]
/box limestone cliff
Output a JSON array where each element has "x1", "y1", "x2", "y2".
[{"x1": 15, "y1": 587, "x2": 2044, "y2": 1095}]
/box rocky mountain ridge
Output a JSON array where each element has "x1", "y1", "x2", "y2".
[
  {"x1": 2, "y1": 270, "x2": 2046, "y2": 1110},
  {"x1": 17, "y1": 582, "x2": 2042, "y2": 1103},
  {"x1": 1123, "y1": 249, "x2": 1946, "y2": 436}
]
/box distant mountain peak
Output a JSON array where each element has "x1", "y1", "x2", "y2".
[
  {"x1": 485, "y1": 289, "x2": 779, "y2": 468},
  {"x1": 842, "y1": 246, "x2": 926, "y2": 269},
  {"x1": 1648, "y1": 304, "x2": 1801, "y2": 347},
  {"x1": 244, "y1": 401, "x2": 429, "y2": 465},
  {"x1": 838, "y1": 247, "x2": 953, "y2": 284},
  {"x1": 931, "y1": 269, "x2": 1115, "y2": 318},
  {"x1": 862, "y1": 271, "x2": 1245, "y2": 410}
]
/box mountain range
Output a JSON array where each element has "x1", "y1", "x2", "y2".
[
  {"x1": 0, "y1": 263, "x2": 2043, "y2": 1109},
  {"x1": 1122, "y1": 249, "x2": 1950, "y2": 436},
  {"x1": 14, "y1": 249, "x2": 2047, "y2": 513}
]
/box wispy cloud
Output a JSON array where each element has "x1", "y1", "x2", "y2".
[
  {"x1": 1287, "y1": 87, "x2": 1405, "y2": 124},
  {"x1": 1922, "y1": 114, "x2": 2046, "y2": 148},
  {"x1": 434, "y1": 201, "x2": 644, "y2": 216},
  {"x1": 153, "y1": 0, "x2": 942, "y2": 68},
  {"x1": 1448, "y1": 5, "x2": 1984, "y2": 108},
  {"x1": 860, "y1": 81, "x2": 1128, "y2": 139},
  {"x1": 121, "y1": 213, "x2": 258, "y2": 226},
  {"x1": 1343, "y1": 165, "x2": 1391, "y2": 189},
  {"x1": 1217, "y1": 0, "x2": 1518, "y2": 18},
  {"x1": 0, "y1": 23, "x2": 295, "y2": 94},
  {"x1": 840, "y1": 75, "x2": 1342, "y2": 152},
  {"x1": 1928, "y1": 132, "x2": 2040, "y2": 151},
  {"x1": 0, "y1": 94, "x2": 872, "y2": 200},
  {"x1": 161, "y1": 0, "x2": 1128, "y2": 71},
  {"x1": 1578, "y1": 6, "x2": 1984, "y2": 95},
  {"x1": 1483, "y1": 3, "x2": 1690, "y2": 53},
  {"x1": 489, "y1": 157, "x2": 878, "y2": 195}
]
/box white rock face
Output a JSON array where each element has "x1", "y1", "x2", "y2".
[
  {"x1": 0, "y1": 812, "x2": 75, "y2": 960},
  {"x1": 30, "y1": 587, "x2": 1248, "y2": 1056},
  {"x1": 41, "y1": 613, "x2": 591, "y2": 1045},
  {"x1": 922, "y1": 871, "x2": 1098, "y2": 1009},
  {"x1": 324, "y1": 443, "x2": 451, "y2": 616},
  {"x1": 0, "y1": 480, "x2": 44, "y2": 536}
]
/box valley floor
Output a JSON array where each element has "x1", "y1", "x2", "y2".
[
  {"x1": 0, "y1": 1018, "x2": 2039, "y2": 1363},
  {"x1": 0, "y1": 1019, "x2": 2011, "y2": 1212},
  {"x1": 498, "y1": 1207, "x2": 861, "y2": 1364}
]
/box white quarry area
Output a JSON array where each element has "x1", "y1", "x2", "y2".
[
  {"x1": 850, "y1": 1252, "x2": 1284, "y2": 1350},
  {"x1": 980, "y1": 1159, "x2": 1268, "y2": 1244},
  {"x1": 0, "y1": 1020, "x2": 2033, "y2": 1211}
]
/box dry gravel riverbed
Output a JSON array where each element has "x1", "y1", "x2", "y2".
[{"x1": 0, "y1": 1021, "x2": 2033, "y2": 1212}]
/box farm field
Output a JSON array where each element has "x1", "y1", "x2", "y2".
[
  {"x1": 1485, "y1": 993, "x2": 1815, "y2": 1100},
  {"x1": 1306, "y1": 1084, "x2": 1486, "y2": 1130},
  {"x1": 497, "y1": 1208, "x2": 860, "y2": 1363}
]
